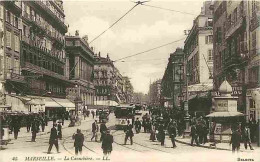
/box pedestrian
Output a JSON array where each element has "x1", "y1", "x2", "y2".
[
  {"x1": 41, "y1": 115, "x2": 45, "y2": 132},
  {"x1": 91, "y1": 110, "x2": 95, "y2": 119},
  {"x1": 102, "y1": 130, "x2": 113, "y2": 160},
  {"x1": 230, "y1": 128, "x2": 241, "y2": 153},
  {"x1": 146, "y1": 119, "x2": 151, "y2": 133},
  {"x1": 61, "y1": 113, "x2": 65, "y2": 126},
  {"x1": 57, "y1": 122, "x2": 62, "y2": 140},
  {"x1": 197, "y1": 122, "x2": 203, "y2": 144},
  {"x1": 190, "y1": 123, "x2": 199, "y2": 146},
  {"x1": 45, "y1": 114, "x2": 48, "y2": 126},
  {"x1": 150, "y1": 124, "x2": 156, "y2": 142},
  {"x1": 100, "y1": 120, "x2": 107, "y2": 142},
  {"x1": 158, "y1": 123, "x2": 165, "y2": 146},
  {"x1": 47, "y1": 123, "x2": 59, "y2": 154},
  {"x1": 13, "y1": 117, "x2": 20, "y2": 139},
  {"x1": 31, "y1": 118, "x2": 39, "y2": 142},
  {"x1": 52, "y1": 115, "x2": 57, "y2": 125},
  {"x1": 91, "y1": 120, "x2": 98, "y2": 142},
  {"x1": 243, "y1": 125, "x2": 254, "y2": 150},
  {"x1": 124, "y1": 120, "x2": 134, "y2": 145},
  {"x1": 134, "y1": 118, "x2": 141, "y2": 133},
  {"x1": 26, "y1": 115, "x2": 31, "y2": 132},
  {"x1": 142, "y1": 119, "x2": 147, "y2": 133},
  {"x1": 72, "y1": 129, "x2": 84, "y2": 155},
  {"x1": 167, "y1": 120, "x2": 177, "y2": 148},
  {"x1": 202, "y1": 120, "x2": 208, "y2": 144},
  {"x1": 86, "y1": 110, "x2": 90, "y2": 117}
]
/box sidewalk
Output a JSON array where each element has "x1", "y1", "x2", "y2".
[
  {"x1": 175, "y1": 136, "x2": 260, "y2": 152},
  {"x1": 9, "y1": 117, "x2": 94, "y2": 139}
]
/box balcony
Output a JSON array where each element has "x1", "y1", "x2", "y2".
[
  {"x1": 250, "y1": 11, "x2": 260, "y2": 31},
  {"x1": 21, "y1": 37, "x2": 65, "y2": 64},
  {"x1": 32, "y1": 1, "x2": 67, "y2": 33},
  {"x1": 225, "y1": 16, "x2": 246, "y2": 39},
  {"x1": 22, "y1": 62, "x2": 67, "y2": 82},
  {"x1": 4, "y1": 1, "x2": 22, "y2": 15},
  {"x1": 6, "y1": 72, "x2": 26, "y2": 84}
]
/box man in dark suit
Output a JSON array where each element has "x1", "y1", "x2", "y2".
[
  {"x1": 102, "y1": 130, "x2": 113, "y2": 160},
  {"x1": 47, "y1": 124, "x2": 59, "y2": 154},
  {"x1": 91, "y1": 120, "x2": 98, "y2": 141},
  {"x1": 73, "y1": 129, "x2": 84, "y2": 155},
  {"x1": 100, "y1": 120, "x2": 107, "y2": 142},
  {"x1": 243, "y1": 125, "x2": 254, "y2": 150},
  {"x1": 31, "y1": 118, "x2": 39, "y2": 142},
  {"x1": 190, "y1": 123, "x2": 199, "y2": 146},
  {"x1": 134, "y1": 118, "x2": 141, "y2": 134},
  {"x1": 124, "y1": 120, "x2": 134, "y2": 145},
  {"x1": 230, "y1": 129, "x2": 241, "y2": 153}
]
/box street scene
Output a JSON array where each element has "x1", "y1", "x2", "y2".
[{"x1": 0, "y1": 0, "x2": 260, "y2": 162}]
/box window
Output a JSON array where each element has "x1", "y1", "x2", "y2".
[
  {"x1": 205, "y1": 35, "x2": 213, "y2": 44},
  {"x1": 14, "y1": 59, "x2": 19, "y2": 74},
  {"x1": 6, "y1": 11, "x2": 11, "y2": 23},
  {"x1": 14, "y1": 17, "x2": 18, "y2": 28},
  {"x1": 208, "y1": 18, "x2": 213, "y2": 27},
  {"x1": 23, "y1": 25, "x2": 26, "y2": 36},
  {"x1": 6, "y1": 56, "x2": 11, "y2": 70},
  {"x1": 6, "y1": 31, "x2": 11, "y2": 48},
  {"x1": 14, "y1": 35, "x2": 20, "y2": 52},
  {"x1": 208, "y1": 49, "x2": 213, "y2": 61},
  {"x1": 249, "y1": 99, "x2": 256, "y2": 108}
]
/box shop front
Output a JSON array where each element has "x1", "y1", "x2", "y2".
[{"x1": 44, "y1": 97, "x2": 75, "y2": 120}]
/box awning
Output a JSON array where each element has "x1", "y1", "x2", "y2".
[
  {"x1": 95, "y1": 100, "x2": 119, "y2": 106},
  {"x1": 206, "y1": 111, "x2": 244, "y2": 117},
  {"x1": 0, "y1": 105, "x2": 11, "y2": 108},
  {"x1": 25, "y1": 98, "x2": 45, "y2": 105},
  {"x1": 44, "y1": 97, "x2": 75, "y2": 108}
]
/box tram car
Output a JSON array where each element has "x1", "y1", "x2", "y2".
[
  {"x1": 114, "y1": 104, "x2": 135, "y2": 129},
  {"x1": 134, "y1": 104, "x2": 143, "y2": 116}
]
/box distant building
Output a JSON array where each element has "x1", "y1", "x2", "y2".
[
  {"x1": 123, "y1": 76, "x2": 133, "y2": 103},
  {"x1": 149, "y1": 79, "x2": 162, "y2": 107}
]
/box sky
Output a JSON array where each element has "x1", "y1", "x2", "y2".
[{"x1": 63, "y1": 0, "x2": 205, "y2": 94}]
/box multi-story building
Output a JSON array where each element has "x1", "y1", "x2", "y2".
[
  {"x1": 183, "y1": 1, "x2": 213, "y2": 116},
  {"x1": 161, "y1": 48, "x2": 184, "y2": 108},
  {"x1": 0, "y1": 1, "x2": 76, "y2": 117},
  {"x1": 65, "y1": 32, "x2": 95, "y2": 107},
  {"x1": 245, "y1": 1, "x2": 260, "y2": 121},
  {"x1": 122, "y1": 76, "x2": 133, "y2": 103},
  {"x1": 93, "y1": 53, "x2": 117, "y2": 105}
]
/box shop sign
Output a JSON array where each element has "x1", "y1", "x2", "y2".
[
  {"x1": 232, "y1": 86, "x2": 242, "y2": 95},
  {"x1": 216, "y1": 100, "x2": 228, "y2": 111}
]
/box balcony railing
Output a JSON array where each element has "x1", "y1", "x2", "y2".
[
  {"x1": 33, "y1": 1, "x2": 67, "y2": 33},
  {"x1": 6, "y1": 72, "x2": 25, "y2": 83},
  {"x1": 250, "y1": 11, "x2": 260, "y2": 31},
  {"x1": 225, "y1": 16, "x2": 245, "y2": 39}
]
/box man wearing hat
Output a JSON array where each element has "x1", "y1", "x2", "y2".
[
  {"x1": 243, "y1": 124, "x2": 254, "y2": 150},
  {"x1": 124, "y1": 120, "x2": 134, "y2": 145},
  {"x1": 73, "y1": 129, "x2": 84, "y2": 155},
  {"x1": 102, "y1": 129, "x2": 113, "y2": 160},
  {"x1": 47, "y1": 123, "x2": 59, "y2": 154},
  {"x1": 91, "y1": 120, "x2": 98, "y2": 142},
  {"x1": 134, "y1": 118, "x2": 141, "y2": 134},
  {"x1": 100, "y1": 120, "x2": 107, "y2": 142}
]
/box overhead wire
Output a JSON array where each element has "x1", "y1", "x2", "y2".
[
  {"x1": 114, "y1": 37, "x2": 186, "y2": 62},
  {"x1": 143, "y1": 4, "x2": 197, "y2": 16},
  {"x1": 89, "y1": 4, "x2": 139, "y2": 44}
]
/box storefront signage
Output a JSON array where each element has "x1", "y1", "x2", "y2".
[
  {"x1": 216, "y1": 100, "x2": 228, "y2": 111},
  {"x1": 232, "y1": 86, "x2": 242, "y2": 95}
]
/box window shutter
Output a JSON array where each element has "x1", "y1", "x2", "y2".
[
  {"x1": 0, "y1": 5, "x2": 3, "y2": 20},
  {"x1": 18, "y1": 18, "x2": 22, "y2": 29}
]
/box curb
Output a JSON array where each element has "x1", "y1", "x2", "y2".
[{"x1": 175, "y1": 138, "x2": 231, "y2": 151}]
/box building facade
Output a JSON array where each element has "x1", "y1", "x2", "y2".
[
  {"x1": 0, "y1": 1, "x2": 76, "y2": 117},
  {"x1": 212, "y1": 0, "x2": 260, "y2": 121},
  {"x1": 183, "y1": 1, "x2": 213, "y2": 116},
  {"x1": 65, "y1": 32, "x2": 95, "y2": 107},
  {"x1": 161, "y1": 48, "x2": 184, "y2": 108}
]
